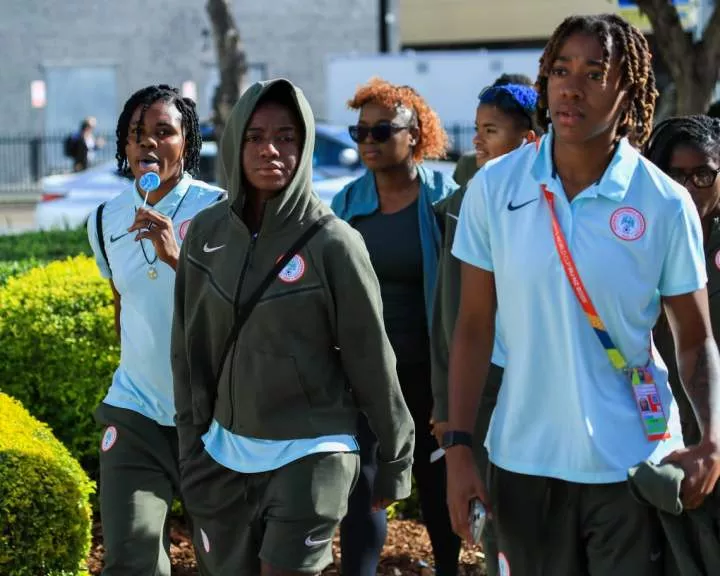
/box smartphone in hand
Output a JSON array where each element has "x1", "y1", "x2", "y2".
[{"x1": 469, "y1": 498, "x2": 486, "y2": 545}]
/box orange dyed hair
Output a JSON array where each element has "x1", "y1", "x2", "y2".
[{"x1": 347, "y1": 77, "x2": 449, "y2": 162}]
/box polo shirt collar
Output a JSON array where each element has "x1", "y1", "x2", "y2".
[{"x1": 530, "y1": 128, "x2": 639, "y2": 202}]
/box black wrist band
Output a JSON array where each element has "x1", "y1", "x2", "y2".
[{"x1": 441, "y1": 430, "x2": 473, "y2": 450}]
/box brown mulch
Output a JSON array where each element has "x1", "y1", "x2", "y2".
[{"x1": 87, "y1": 517, "x2": 487, "y2": 575}]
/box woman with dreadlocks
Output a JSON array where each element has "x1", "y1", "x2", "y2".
[
  {"x1": 86, "y1": 84, "x2": 224, "y2": 576},
  {"x1": 646, "y1": 115, "x2": 720, "y2": 448},
  {"x1": 445, "y1": 14, "x2": 720, "y2": 575}
]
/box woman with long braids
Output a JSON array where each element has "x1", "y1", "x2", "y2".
[
  {"x1": 445, "y1": 14, "x2": 720, "y2": 575},
  {"x1": 86, "y1": 84, "x2": 224, "y2": 576},
  {"x1": 646, "y1": 115, "x2": 720, "y2": 447}
]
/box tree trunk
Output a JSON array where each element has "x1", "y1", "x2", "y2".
[
  {"x1": 636, "y1": 0, "x2": 720, "y2": 117},
  {"x1": 206, "y1": 0, "x2": 248, "y2": 184},
  {"x1": 675, "y1": 60, "x2": 717, "y2": 115}
]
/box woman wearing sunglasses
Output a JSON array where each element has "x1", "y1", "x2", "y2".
[
  {"x1": 331, "y1": 78, "x2": 458, "y2": 576},
  {"x1": 646, "y1": 115, "x2": 720, "y2": 446}
]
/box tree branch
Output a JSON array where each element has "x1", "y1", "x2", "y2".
[
  {"x1": 636, "y1": 0, "x2": 693, "y2": 79},
  {"x1": 206, "y1": 0, "x2": 247, "y2": 126}
]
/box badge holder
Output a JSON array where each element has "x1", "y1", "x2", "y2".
[{"x1": 627, "y1": 367, "x2": 671, "y2": 441}]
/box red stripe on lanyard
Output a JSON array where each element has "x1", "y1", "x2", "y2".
[{"x1": 542, "y1": 185, "x2": 601, "y2": 319}]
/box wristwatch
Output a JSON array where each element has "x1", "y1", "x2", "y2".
[{"x1": 441, "y1": 430, "x2": 473, "y2": 450}]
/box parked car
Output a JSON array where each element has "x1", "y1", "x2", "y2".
[{"x1": 35, "y1": 124, "x2": 454, "y2": 230}]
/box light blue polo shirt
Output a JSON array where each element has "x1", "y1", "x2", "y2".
[
  {"x1": 87, "y1": 174, "x2": 225, "y2": 426},
  {"x1": 453, "y1": 133, "x2": 706, "y2": 484}
]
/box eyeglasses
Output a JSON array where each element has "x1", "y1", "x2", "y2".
[
  {"x1": 666, "y1": 166, "x2": 720, "y2": 189},
  {"x1": 348, "y1": 123, "x2": 409, "y2": 144}
]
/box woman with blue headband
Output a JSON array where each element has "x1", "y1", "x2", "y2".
[{"x1": 431, "y1": 76, "x2": 540, "y2": 576}]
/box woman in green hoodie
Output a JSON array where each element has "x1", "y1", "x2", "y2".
[{"x1": 171, "y1": 79, "x2": 414, "y2": 576}]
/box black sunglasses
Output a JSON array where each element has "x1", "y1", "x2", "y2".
[
  {"x1": 348, "y1": 123, "x2": 409, "y2": 144},
  {"x1": 667, "y1": 166, "x2": 720, "y2": 189}
]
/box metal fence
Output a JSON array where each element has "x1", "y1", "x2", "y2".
[
  {"x1": 0, "y1": 125, "x2": 476, "y2": 199},
  {"x1": 0, "y1": 133, "x2": 116, "y2": 198}
]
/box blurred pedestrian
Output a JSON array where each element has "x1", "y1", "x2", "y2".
[{"x1": 66, "y1": 116, "x2": 104, "y2": 171}]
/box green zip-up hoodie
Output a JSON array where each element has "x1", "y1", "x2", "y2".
[{"x1": 172, "y1": 79, "x2": 414, "y2": 501}]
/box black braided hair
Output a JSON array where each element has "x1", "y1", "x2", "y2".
[
  {"x1": 493, "y1": 73, "x2": 534, "y2": 88},
  {"x1": 536, "y1": 14, "x2": 657, "y2": 147},
  {"x1": 707, "y1": 100, "x2": 720, "y2": 119},
  {"x1": 644, "y1": 115, "x2": 720, "y2": 173},
  {"x1": 115, "y1": 84, "x2": 202, "y2": 177}
]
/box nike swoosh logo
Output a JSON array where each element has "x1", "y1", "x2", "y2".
[
  {"x1": 305, "y1": 535, "x2": 332, "y2": 547},
  {"x1": 507, "y1": 198, "x2": 538, "y2": 211},
  {"x1": 447, "y1": 213, "x2": 459, "y2": 221},
  {"x1": 109, "y1": 232, "x2": 129, "y2": 243},
  {"x1": 203, "y1": 243, "x2": 226, "y2": 253}
]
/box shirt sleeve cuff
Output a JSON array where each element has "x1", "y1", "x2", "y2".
[
  {"x1": 659, "y1": 278, "x2": 706, "y2": 297},
  {"x1": 450, "y1": 246, "x2": 493, "y2": 272}
]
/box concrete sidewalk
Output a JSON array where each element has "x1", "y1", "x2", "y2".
[{"x1": 0, "y1": 202, "x2": 37, "y2": 234}]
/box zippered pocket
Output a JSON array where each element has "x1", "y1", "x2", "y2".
[{"x1": 257, "y1": 284, "x2": 322, "y2": 305}]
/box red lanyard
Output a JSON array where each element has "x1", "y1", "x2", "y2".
[
  {"x1": 542, "y1": 184, "x2": 627, "y2": 370},
  {"x1": 542, "y1": 183, "x2": 670, "y2": 441}
]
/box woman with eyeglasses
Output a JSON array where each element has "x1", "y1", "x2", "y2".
[
  {"x1": 331, "y1": 78, "x2": 458, "y2": 576},
  {"x1": 646, "y1": 114, "x2": 720, "y2": 446}
]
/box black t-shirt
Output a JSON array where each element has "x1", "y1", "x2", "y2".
[{"x1": 353, "y1": 199, "x2": 428, "y2": 363}]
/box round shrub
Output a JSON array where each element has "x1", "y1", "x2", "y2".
[
  {"x1": 0, "y1": 392, "x2": 95, "y2": 575},
  {"x1": 0, "y1": 256, "x2": 118, "y2": 477}
]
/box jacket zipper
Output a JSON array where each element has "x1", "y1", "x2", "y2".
[
  {"x1": 227, "y1": 203, "x2": 266, "y2": 428},
  {"x1": 227, "y1": 232, "x2": 257, "y2": 429}
]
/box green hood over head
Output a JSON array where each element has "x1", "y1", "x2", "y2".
[{"x1": 220, "y1": 78, "x2": 324, "y2": 231}]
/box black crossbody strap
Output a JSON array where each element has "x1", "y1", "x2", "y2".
[
  {"x1": 95, "y1": 202, "x2": 111, "y2": 274},
  {"x1": 214, "y1": 214, "x2": 335, "y2": 384}
]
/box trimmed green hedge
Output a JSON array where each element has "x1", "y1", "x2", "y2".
[
  {"x1": 0, "y1": 392, "x2": 94, "y2": 575},
  {"x1": 0, "y1": 227, "x2": 90, "y2": 261},
  {"x1": 0, "y1": 256, "x2": 118, "y2": 477}
]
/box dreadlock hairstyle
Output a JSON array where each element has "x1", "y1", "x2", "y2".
[
  {"x1": 115, "y1": 84, "x2": 202, "y2": 177},
  {"x1": 644, "y1": 115, "x2": 720, "y2": 173},
  {"x1": 536, "y1": 14, "x2": 657, "y2": 147}
]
